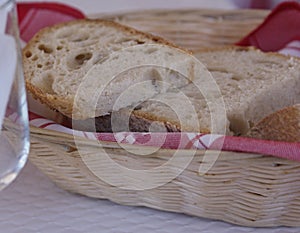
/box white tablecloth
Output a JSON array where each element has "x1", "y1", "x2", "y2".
[{"x1": 2, "y1": 1, "x2": 299, "y2": 232}]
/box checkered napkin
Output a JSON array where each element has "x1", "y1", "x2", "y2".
[{"x1": 18, "y1": 2, "x2": 300, "y2": 161}]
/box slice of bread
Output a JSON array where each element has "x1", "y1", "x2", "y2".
[
  {"x1": 23, "y1": 19, "x2": 300, "y2": 136},
  {"x1": 23, "y1": 19, "x2": 193, "y2": 120}
]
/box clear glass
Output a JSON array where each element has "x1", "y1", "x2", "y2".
[{"x1": 0, "y1": 0, "x2": 29, "y2": 190}]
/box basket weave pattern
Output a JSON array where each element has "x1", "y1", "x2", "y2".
[
  {"x1": 101, "y1": 9, "x2": 268, "y2": 50},
  {"x1": 28, "y1": 9, "x2": 300, "y2": 227}
]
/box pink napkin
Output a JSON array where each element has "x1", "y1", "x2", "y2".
[
  {"x1": 237, "y1": 1, "x2": 300, "y2": 54},
  {"x1": 18, "y1": 2, "x2": 85, "y2": 42},
  {"x1": 18, "y1": 2, "x2": 300, "y2": 161}
]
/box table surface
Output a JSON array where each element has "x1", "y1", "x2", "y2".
[
  {"x1": 1, "y1": 162, "x2": 299, "y2": 233},
  {"x1": 2, "y1": 1, "x2": 299, "y2": 232}
]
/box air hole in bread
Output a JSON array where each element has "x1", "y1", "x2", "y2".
[
  {"x1": 25, "y1": 51, "x2": 32, "y2": 58},
  {"x1": 135, "y1": 39, "x2": 145, "y2": 45},
  {"x1": 231, "y1": 76, "x2": 242, "y2": 81},
  {"x1": 134, "y1": 106, "x2": 142, "y2": 111},
  {"x1": 56, "y1": 46, "x2": 63, "y2": 50},
  {"x1": 38, "y1": 44, "x2": 53, "y2": 54},
  {"x1": 67, "y1": 52, "x2": 93, "y2": 70},
  {"x1": 75, "y1": 53, "x2": 92, "y2": 64},
  {"x1": 37, "y1": 64, "x2": 43, "y2": 68},
  {"x1": 44, "y1": 61, "x2": 54, "y2": 70}
]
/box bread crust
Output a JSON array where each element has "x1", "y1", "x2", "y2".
[{"x1": 248, "y1": 105, "x2": 300, "y2": 142}]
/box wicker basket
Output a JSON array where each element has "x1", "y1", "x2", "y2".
[
  {"x1": 28, "y1": 9, "x2": 300, "y2": 227},
  {"x1": 96, "y1": 8, "x2": 269, "y2": 50}
]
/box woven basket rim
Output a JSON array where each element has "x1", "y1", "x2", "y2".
[{"x1": 90, "y1": 8, "x2": 270, "y2": 19}]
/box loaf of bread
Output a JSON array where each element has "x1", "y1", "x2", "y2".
[
  {"x1": 248, "y1": 104, "x2": 300, "y2": 142},
  {"x1": 23, "y1": 19, "x2": 300, "y2": 137}
]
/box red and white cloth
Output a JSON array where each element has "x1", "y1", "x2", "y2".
[
  {"x1": 237, "y1": 1, "x2": 300, "y2": 53},
  {"x1": 17, "y1": 2, "x2": 300, "y2": 161},
  {"x1": 17, "y1": 2, "x2": 84, "y2": 43}
]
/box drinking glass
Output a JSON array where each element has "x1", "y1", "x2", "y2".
[{"x1": 0, "y1": 0, "x2": 29, "y2": 190}]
